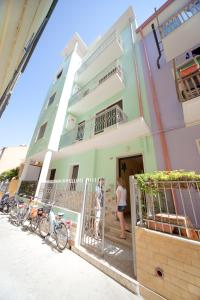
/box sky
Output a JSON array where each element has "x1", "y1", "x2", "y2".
[{"x1": 0, "y1": 0, "x2": 166, "y2": 148}]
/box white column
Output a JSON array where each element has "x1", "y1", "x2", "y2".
[{"x1": 35, "y1": 150, "x2": 52, "y2": 198}]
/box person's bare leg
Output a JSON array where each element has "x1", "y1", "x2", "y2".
[
  {"x1": 117, "y1": 211, "x2": 126, "y2": 238},
  {"x1": 95, "y1": 219, "x2": 100, "y2": 238}
]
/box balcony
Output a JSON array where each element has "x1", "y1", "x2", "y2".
[
  {"x1": 176, "y1": 66, "x2": 200, "y2": 126},
  {"x1": 68, "y1": 62, "x2": 124, "y2": 115},
  {"x1": 76, "y1": 32, "x2": 123, "y2": 84},
  {"x1": 58, "y1": 105, "x2": 150, "y2": 156},
  {"x1": 159, "y1": 0, "x2": 200, "y2": 61}
]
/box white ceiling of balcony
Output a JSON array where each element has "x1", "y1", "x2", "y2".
[{"x1": 0, "y1": 0, "x2": 53, "y2": 98}]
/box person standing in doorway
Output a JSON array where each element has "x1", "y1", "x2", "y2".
[
  {"x1": 116, "y1": 177, "x2": 127, "y2": 239},
  {"x1": 94, "y1": 178, "x2": 105, "y2": 239}
]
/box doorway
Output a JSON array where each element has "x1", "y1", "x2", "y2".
[{"x1": 118, "y1": 155, "x2": 144, "y2": 217}]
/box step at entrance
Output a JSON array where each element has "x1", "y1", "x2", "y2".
[{"x1": 105, "y1": 224, "x2": 132, "y2": 248}]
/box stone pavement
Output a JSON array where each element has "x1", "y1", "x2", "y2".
[{"x1": 0, "y1": 213, "x2": 141, "y2": 300}]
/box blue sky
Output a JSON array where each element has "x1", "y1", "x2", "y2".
[{"x1": 0, "y1": 0, "x2": 165, "y2": 148}]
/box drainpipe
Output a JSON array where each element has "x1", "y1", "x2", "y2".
[
  {"x1": 129, "y1": 21, "x2": 144, "y2": 118},
  {"x1": 151, "y1": 23, "x2": 162, "y2": 69},
  {"x1": 139, "y1": 28, "x2": 171, "y2": 171}
]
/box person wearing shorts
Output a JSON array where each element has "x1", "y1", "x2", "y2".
[{"x1": 116, "y1": 177, "x2": 127, "y2": 239}]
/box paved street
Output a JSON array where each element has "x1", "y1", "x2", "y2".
[{"x1": 0, "y1": 213, "x2": 140, "y2": 300}]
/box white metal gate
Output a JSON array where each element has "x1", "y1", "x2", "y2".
[{"x1": 80, "y1": 179, "x2": 105, "y2": 255}]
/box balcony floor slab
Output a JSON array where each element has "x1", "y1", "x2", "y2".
[{"x1": 56, "y1": 117, "x2": 150, "y2": 159}]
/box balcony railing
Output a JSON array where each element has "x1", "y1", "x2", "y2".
[
  {"x1": 77, "y1": 32, "x2": 122, "y2": 75},
  {"x1": 160, "y1": 0, "x2": 200, "y2": 38},
  {"x1": 177, "y1": 69, "x2": 200, "y2": 102},
  {"x1": 69, "y1": 61, "x2": 123, "y2": 107},
  {"x1": 60, "y1": 105, "x2": 128, "y2": 148}
]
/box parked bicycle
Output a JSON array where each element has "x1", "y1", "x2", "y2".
[
  {"x1": 9, "y1": 195, "x2": 29, "y2": 226},
  {"x1": 0, "y1": 192, "x2": 10, "y2": 213},
  {"x1": 30, "y1": 205, "x2": 48, "y2": 232},
  {"x1": 39, "y1": 202, "x2": 71, "y2": 250}
]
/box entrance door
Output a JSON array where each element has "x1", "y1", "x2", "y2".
[{"x1": 118, "y1": 155, "x2": 144, "y2": 216}]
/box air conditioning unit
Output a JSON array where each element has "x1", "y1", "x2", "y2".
[{"x1": 66, "y1": 114, "x2": 76, "y2": 130}]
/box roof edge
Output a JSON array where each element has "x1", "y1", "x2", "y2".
[{"x1": 136, "y1": 0, "x2": 175, "y2": 33}]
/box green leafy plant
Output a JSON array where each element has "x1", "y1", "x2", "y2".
[
  {"x1": 0, "y1": 167, "x2": 19, "y2": 182},
  {"x1": 135, "y1": 170, "x2": 200, "y2": 195}
]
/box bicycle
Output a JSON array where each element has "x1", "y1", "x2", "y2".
[
  {"x1": 30, "y1": 207, "x2": 45, "y2": 232},
  {"x1": 9, "y1": 195, "x2": 27, "y2": 226},
  {"x1": 39, "y1": 202, "x2": 71, "y2": 250}
]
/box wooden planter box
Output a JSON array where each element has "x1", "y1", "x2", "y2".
[{"x1": 144, "y1": 219, "x2": 173, "y2": 234}]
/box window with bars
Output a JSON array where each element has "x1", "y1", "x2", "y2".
[{"x1": 94, "y1": 100, "x2": 123, "y2": 135}]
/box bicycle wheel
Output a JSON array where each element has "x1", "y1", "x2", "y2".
[
  {"x1": 30, "y1": 217, "x2": 39, "y2": 232},
  {"x1": 2, "y1": 203, "x2": 9, "y2": 213},
  {"x1": 55, "y1": 222, "x2": 68, "y2": 250},
  {"x1": 39, "y1": 217, "x2": 49, "y2": 237},
  {"x1": 10, "y1": 204, "x2": 17, "y2": 218}
]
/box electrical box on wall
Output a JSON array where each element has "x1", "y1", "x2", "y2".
[{"x1": 66, "y1": 114, "x2": 76, "y2": 130}]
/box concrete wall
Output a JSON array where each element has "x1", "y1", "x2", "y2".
[
  {"x1": 0, "y1": 146, "x2": 27, "y2": 173},
  {"x1": 136, "y1": 227, "x2": 200, "y2": 300},
  {"x1": 139, "y1": 28, "x2": 200, "y2": 172}
]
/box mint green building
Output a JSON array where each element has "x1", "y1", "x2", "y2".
[{"x1": 20, "y1": 7, "x2": 157, "y2": 218}]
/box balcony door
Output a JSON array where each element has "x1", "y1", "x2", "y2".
[{"x1": 94, "y1": 100, "x2": 123, "y2": 135}]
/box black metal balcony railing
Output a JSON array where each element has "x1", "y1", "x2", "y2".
[
  {"x1": 59, "y1": 105, "x2": 128, "y2": 149},
  {"x1": 177, "y1": 69, "x2": 200, "y2": 102},
  {"x1": 69, "y1": 61, "x2": 123, "y2": 107},
  {"x1": 160, "y1": 0, "x2": 200, "y2": 38}
]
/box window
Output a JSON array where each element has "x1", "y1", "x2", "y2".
[
  {"x1": 49, "y1": 169, "x2": 56, "y2": 180},
  {"x1": 76, "y1": 121, "x2": 85, "y2": 141},
  {"x1": 36, "y1": 122, "x2": 47, "y2": 141},
  {"x1": 70, "y1": 165, "x2": 79, "y2": 191},
  {"x1": 48, "y1": 93, "x2": 56, "y2": 107},
  {"x1": 56, "y1": 69, "x2": 63, "y2": 80},
  {"x1": 94, "y1": 100, "x2": 123, "y2": 134}
]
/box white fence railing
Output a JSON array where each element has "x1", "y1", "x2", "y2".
[
  {"x1": 160, "y1": 0, "x2": 200, "y2": 38},
  {"x1": 77, "y1": 32, "x2": 122, "y2": 74}
]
